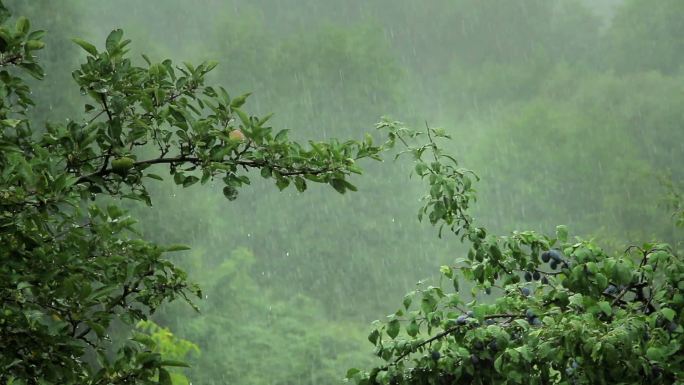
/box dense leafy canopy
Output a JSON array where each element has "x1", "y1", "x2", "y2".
[
  {"x1": 0, "y1": 2, "x2": 384, "y2": 383},
  {"x1": 349, "y1": 122, "x2": 684, "y2": 384}
]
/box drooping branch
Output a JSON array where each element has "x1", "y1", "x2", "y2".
[{"x1": 75, "y1": 154, "x2": 352, "y2": 186}]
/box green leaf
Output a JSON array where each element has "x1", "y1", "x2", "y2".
[
  {"x1": 233, "y1": 108, "x2": 250, "y2": 127},
  {"x1": 15, "y1": 16, "x2": 29, "y2": 35},
  {"x1": 556, "y1": 225, "x2": 568, "y2": 243},
  {"x1": 274, "y1": 129, "x2": 290, "y2": 142},
  {"x1": 19, "y1": 62, "x2": 44, "y2": 79},
  {"x1": 72, "y1": 38, "x2": 98, "y2": 56},
  {"x1": 106, "y1": 29, "x2": 123, "y2": 52},
  {"x1": 165, "y1": 244, "x2": 191, "y2": 252},
  {"x1": 661, "y1": 308, "x2": 676, "y2": 322},
  {"x1": 494, "y1": 355, "x2": 504, "y2": 373},
  {"x1": 173, "y1": 172, "x2": 185, "y2": 185},
  {"x1": 406, "y1": 320, "x2": 419, "y2": 337},
  {"x1": 421, "y1": 293, "x2": 437, "y2": 314},
  {"x1": 86, "y1": 321, "x2": 106, "y2": 339},
  {"x1": 145, "y1": 173, "x2": 164, "y2": 181},
  {"x1": 346, "y1": 368, "x2": 361, "y2": 379},
  {"x1": 342, "y1": 179, "x2": 358, "y2": 192},
  {"x1": 594, "y1": 273, "x2": 608, "y2": 290},
  {"x1": 330, "y1": 178, "x2": 347, "y2": 194},
  {"x1": 569, "y1": 293, "x2": 584, "y2": 308},
  {"x1": 598, "y1": 301, "x2": 612, "y2": 316},
  {"x1": 515, "y1": 346, "x2": 533, "y2": 362},
  {"x1": 646, "y1": 347, "x2": 665, "y2": 362},
  {"x1": 415, "y1": 162, "x2": 428, "y2": 176},
  {"x1": 613, "y1": 261, "x2": 632, "y2": 285},
  {"x1": 161, "y1": 360, "x2": 190, "y2": 368},
  {"x1": 368, "y1": 329, "x2": 380, "y2": 345},
  {"x1": 439, "y1": 265, "x2": 453, "y2": 278},
  {"x1": 386, "y1": 319, "x2": 400, "y2": 339},
  {"x1": 132, "y1": 333, "x2": 156, "y2": 348},
  {"x1": 403, "y1": 293, "x2": 413, "y2": 310},
  {"x1": 25, "y1": 40, "x2": 45, "y2": 50},
  {"x1": 276, "y1": 177, "x2": 290, "y2": 191},
  {"x1": 257, "y1": 112, "x2": 274, "y2": 127},
  {"x1": 28, "y1": 30, "x2": 46, "y2": 40},
  {"x1": 293, "y1": 176, "x2": 306, "y2": 192},
  {"x1": 158, "y1": 368, "x2": 172, "y2": 385},
  {"x1": 1, "y1": 119, "x2": 22, "y2": 128},
  {"x1": 182, "y1": 175, "x2": 199, "y2": 187},
  {"x1": 230, "y1": 92, "x2": 251, "y2": 108}
]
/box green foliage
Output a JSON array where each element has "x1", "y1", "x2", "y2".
[
  {"x1": 608, "y1": 0, "x2": 684, "y2": 74},
  {"x1": 465, "y1": 68, "x2": 684, "y2": 244},
  {"x1": 66, "y1": 27, "x2": 379, "y2": 202},
  {"x1": 0, "y1": 2, "x2": 385, "y2": 383},
  {"x1": 350, "y1": 122, "x2": 684, "y2": 384},
  {"x1": 135, "y1": 321, "x2": 199, "y2": 385},
  {"x1": 118, "y1": 9, "x2": 430, "y2": 321},
  {"x1": 440, "y1": 0, "x2": 602, "y2": 110},
  {"x1": 161, "y1": 248, "x2": 376, "y2": 385},
  {"x1": 5, "y1": 1, "x2": 684, "y2": 384}
]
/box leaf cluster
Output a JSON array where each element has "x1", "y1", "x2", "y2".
[
  {"x1": 0, "y1": 2, "x2": 385, "y2": 383},
  {"x1": 350, "y1": 121, "x2": 684, "y2": 385}
]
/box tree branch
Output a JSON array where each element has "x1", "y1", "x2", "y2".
[
  {"x1": 75, "y1": 154, "x2": 345, "y2": 186},
  {"x1": 0, "y1": 53, "x2": 23, "y2": 66}
]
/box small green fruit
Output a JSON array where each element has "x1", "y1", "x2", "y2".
[{"x1": 111, "y1": 157, "x2": 135, "y2": 174}]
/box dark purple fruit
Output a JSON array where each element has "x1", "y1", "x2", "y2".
[
  {"x1": 548, "y1": 249, "x2": 563, "y2": 261},
  {"x1": 667, "y1": 322, "x2": 678, "y2": 333}
]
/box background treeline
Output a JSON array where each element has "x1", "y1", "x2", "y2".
[{"x1": 13, "y1": 0, "x2": 684, "y2": 383}]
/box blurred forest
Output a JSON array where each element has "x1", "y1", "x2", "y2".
[{"x1": 13, "y1": 0, "x2": 684, "y2": 383}]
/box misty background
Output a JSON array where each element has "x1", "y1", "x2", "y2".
[{"x1": 15, "y1": 1, "x2": 684, "y2": 383}]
